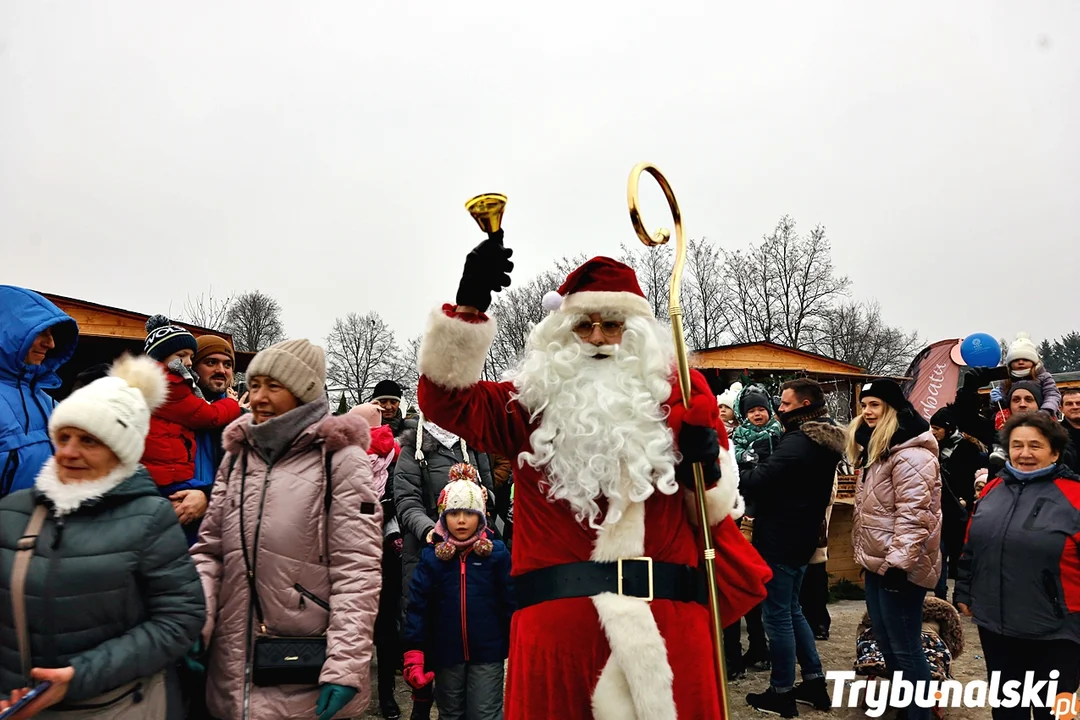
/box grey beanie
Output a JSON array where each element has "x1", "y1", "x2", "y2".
[{"x1": 247, "y1": 338, "x2": 326, "y2": 404}]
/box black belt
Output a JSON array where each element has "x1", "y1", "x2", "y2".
[{"x1": 514, "y1": 558, "x2": 708, "y2": 610}]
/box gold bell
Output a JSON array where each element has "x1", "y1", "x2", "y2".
[{"x1": 465, "y1": 193, "x2": 507, "y2": 234}]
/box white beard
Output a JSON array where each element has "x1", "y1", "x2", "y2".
[{"x1": 507, "y1": 312, "x2": 679, "y2": 529}]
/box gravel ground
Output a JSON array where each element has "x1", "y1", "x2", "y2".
[{"x1": 358, "y1": 588, "x2": 990, "y2": 719}]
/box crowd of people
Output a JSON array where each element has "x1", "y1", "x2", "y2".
[{"x1": 0, "y1": 240, "x2": 1078, "y2": 720}]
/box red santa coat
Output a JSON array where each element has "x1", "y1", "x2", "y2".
[{"x1": 417, "y1": 307, "x2": 770, "y2": 720}]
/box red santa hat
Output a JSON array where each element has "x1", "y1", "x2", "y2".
[{"x1": 541, "y1": 257, "x2": 653, "y2": 318}]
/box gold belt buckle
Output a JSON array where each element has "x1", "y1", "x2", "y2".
[{"x1": 616, "y1": 557, "x2": 654, "y2": 602}]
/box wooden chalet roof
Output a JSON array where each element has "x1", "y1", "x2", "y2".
[
  {"x1": 689, "y1": 341, "x2": 866, "y2": 376},
  {"x1": 38, "y1": 292, "x2": 231, "y2": 342}
]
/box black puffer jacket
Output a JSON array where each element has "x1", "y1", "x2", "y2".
[
  {"x1": 740, "y1": 416, "x2": 846, "y2": 567},
  {"x1": 0, "y1": 466, "x2": 204, "y2": 702}
]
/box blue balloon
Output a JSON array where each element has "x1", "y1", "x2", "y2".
[{"x1": 960, "y1": 332, "x2": 1002, "y2": 368}]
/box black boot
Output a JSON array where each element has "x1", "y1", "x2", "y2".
[
  {"x1": 793, "y1": 677, "x2": 832, "y2": 711},
  {"x1": 379, "y1": 690, "x2": 401, "y2": 720},
  {"x1": 409, "y1": 698, "x2": 433, "y2": 720},
  {"x1": 746, "y1": 687, "x2": 798, "y2": 717}
]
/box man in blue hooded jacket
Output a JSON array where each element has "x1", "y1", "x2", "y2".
[{"x1": 0, "y1": 286, "x2": 79, "y2": 498}]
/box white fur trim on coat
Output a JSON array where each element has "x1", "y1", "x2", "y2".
[
  {"x1": 417, "y1": 308, "x2": 497, "y2": 391},
  {"x1": 34, "y1": 458, "x2": 132, "y2": 517},
  {"x1": 592, "y1": 594, "x2": 677, "y2": 720},
  {"x1": 588, "y1": 473, "x2": 677, "y2": 720},
  {"x1": 686, "y1": 446, "x2": 743, "y2": 526},
  {"x1": 560, "y1": 290, "x2": 653, "y2": 319}
]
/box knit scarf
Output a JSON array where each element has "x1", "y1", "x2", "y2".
[
  {"x1": 776, "y1": 400, "x2": 828, "y2": 430},
  {"x1": 434, "y1": 517, "x2": 494, "y2": 561}
]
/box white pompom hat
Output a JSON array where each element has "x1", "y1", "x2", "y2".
[
  {"x1": 1005, "y1": 332, "x2": 1041, "y2": 367},
  {"x1": 49, "y1": 354, "x2": 168, "y2": 471}
]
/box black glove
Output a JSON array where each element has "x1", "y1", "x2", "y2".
[
  {"x1": 455, "y1": 231, "x2": 514, "y2": 313},
  {"x1": 676, "y1": 423, "x2": 721, "y2": 489},
  {"x1": 882, "y1": 567, "x2": 908, "y2": 592}
]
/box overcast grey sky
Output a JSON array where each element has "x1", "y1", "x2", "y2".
[{"x1": 2, "y1": 1, "x2": 1078, "y2": 354}]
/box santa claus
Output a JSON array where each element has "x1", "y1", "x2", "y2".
[{"x1": 416, "y1": 233, "x2": 771, "y2": 720}]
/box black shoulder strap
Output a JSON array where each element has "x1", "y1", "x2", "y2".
[
  {"x1": 324, "y1": 450, "x2": 334, "y2": 515},
  {"x1": 236, "y1": 450, "x2": 267, "y2": 631}
]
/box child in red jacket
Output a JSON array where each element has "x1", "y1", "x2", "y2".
[{"x1": 142, "y1": 315, "x2": 241, "y2": 543}]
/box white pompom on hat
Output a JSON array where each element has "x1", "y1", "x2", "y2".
[
  {"x1": 48, "y1": 354, "x2": 168, "y2": 471},
  {"x1": 1005, "y1": 332, "x2": 1041, "y2": 367}
]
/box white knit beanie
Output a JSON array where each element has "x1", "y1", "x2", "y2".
[
  {"x1": 717, "y1": 382, "x2": 743, "y2": 410},
  {"x1": 246, "y1": 338, "x2": 326, "y2": 404},
  {"x1": 1005, "y1": 332, "x2": 1041, "y2": 367},
  {"x1": 49, "y1": 354, "x2": 168, "y2": 471}
]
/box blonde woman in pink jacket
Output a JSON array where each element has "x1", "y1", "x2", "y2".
[
  {"x1": 847, "y1": 379, "x2": 942, "y2": 720},
  {"x1": 191, "y1": 340, "x2": 383, "y2": 720}
]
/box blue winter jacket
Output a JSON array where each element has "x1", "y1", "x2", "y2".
[
  {"x1": 0, "y1": 287, "x2": 78, "y2": 498},
  {"x1": 404, "y1": 536, "x2": 514, "y2": 669}
]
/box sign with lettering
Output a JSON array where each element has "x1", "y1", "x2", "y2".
[{"x1": 902, "y1": 339, "x2": 963, "y2": 420}]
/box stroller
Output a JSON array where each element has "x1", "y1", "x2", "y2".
[{"x1": 853, "y1": 596, "x2": 965, "y2": 718}]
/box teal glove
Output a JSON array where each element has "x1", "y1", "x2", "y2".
[
  {"x1": 182, "y1": 640, "x2": 205, "y2": 675},
  {"x1": 315, "y1": 683, "x2": 357, "y2": 720}
]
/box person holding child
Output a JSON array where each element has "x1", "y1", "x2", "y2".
[
  {"x1": 140, "y1": 315, "x2": 242, "y2": 544},
  {"x1": 403, "y1": 467, "x2": 514, "y2": 720}
]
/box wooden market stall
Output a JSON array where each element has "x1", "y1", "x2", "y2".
[
  {"x1": 37, "y1": 292, "x2": 254, "y2": 399},
  {"x1": 690, "y1": 341, "x2": 896, "y2": 588}
]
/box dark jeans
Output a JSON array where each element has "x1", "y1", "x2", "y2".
[
  {"x1": 799, "y1": 562, "x2": 831, "y2": 637},
  {"x1": 435, "y1": 662, "x2": 505, "y2": 720},
  {"x1": 864, "y1": 572, "x2": 933, "y2": 720},
  {"x1": 760, "y1": 562, "x2": 823, "y2": 691},
  {"x1": 978, "y1": 628, "x2": 1080, "y2": 720}
]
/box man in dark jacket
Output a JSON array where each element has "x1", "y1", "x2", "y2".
[
  {"x1": 0, "y1": 286, "x2": 78, "y2": 500},
  {"x1": 740, "y1": 378, "x2": 844, "y2": 716}
]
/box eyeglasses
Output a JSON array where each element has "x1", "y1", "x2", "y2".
[{"x1": 572, "y1": 320, "x2": 625, "y2": 339}]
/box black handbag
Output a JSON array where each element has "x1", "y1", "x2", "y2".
[{"x1": 237, "y1": 449, "x2": 334, "y2": 687}]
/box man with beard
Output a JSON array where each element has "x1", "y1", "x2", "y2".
[
  {"x1": 187, "y1": 335, "x2": 238, "y2": 521},
  {"x1": 416, "y1": 236, "x2": 770, "y2": 720}
]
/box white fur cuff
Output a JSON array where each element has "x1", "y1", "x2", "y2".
[{"x1": 417, "y1": 308, "x2": 498, "y2": 391}]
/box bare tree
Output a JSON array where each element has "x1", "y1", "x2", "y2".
[
  {"x1": 812, "y1": 300, "x2": 922, "y2": 376},
  {"x1": 182, "y1": 288, "x2": 233, "y2": 331},
  {"x1": 483, "y1": 255, "x2": 587, "y2": 380},
  {"x1": 681, "y1": 237, "x2": 728, "y2": 350},
  {"x1": 386, "y1": 334, "x2": 422, "y2": 406},
  {"x1": 325, "y1": 311, "x2": 401, "y2": 406},
  {"x1": 224, "y1": 291, "x2": 286, "y2": 352},
  {"x1": 619, "y1": 243, "x2": 672, "y2": 322},
  {"x1": 718, "y1": 216, "x2": 850, "y2": 349}
]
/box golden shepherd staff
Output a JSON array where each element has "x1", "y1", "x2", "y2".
[{"x1": 627, "y1": 162, "x2": 730, "y2": 713}]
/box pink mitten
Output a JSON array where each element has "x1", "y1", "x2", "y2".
[{"x1": 403, "y1": 650, "x2": 434, "y2": 689}]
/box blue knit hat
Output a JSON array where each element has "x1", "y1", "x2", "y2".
[{"x1": 144, "y1": 314, "x2": 197, "y2": 362}]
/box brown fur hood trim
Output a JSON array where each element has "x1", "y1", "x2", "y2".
[
  {"x1": 802, "y1": 420, "x2": 846, "y2": 454},
  {"x1": 223, "y1": 412, "x2": 371, "y2": 455},
  {"x1": 858, "y1": 596, "x2": 964, "y2": 659}
]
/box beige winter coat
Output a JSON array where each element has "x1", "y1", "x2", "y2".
[
  {"x1": 191, "y1": 407, "x2": 383, "y2": 720},
  {"x1": 852, "y1": 430, "x2": 942, "y2": 590}
]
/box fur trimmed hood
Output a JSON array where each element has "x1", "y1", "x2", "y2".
[
  {"x1": 802, "y1": 420, "x2": 846, "y2": 455},
  {"x1": 223, "y1": 410, "x2": 371, "y2": 455}
]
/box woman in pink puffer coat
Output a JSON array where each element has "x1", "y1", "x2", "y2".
[
  {"x1": 847, "y1": 379, "x2": 941, "y2": 720},
  {"x1": 191, "y1": 340, "x2": 383, "y2": 720}
]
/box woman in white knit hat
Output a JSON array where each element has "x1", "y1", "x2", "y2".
[
  {"x1": 0, "y1": 354, "x2": 205, "y2": 719},
  {"x1": 191, "y1": 339, "x2": 384, "y2": 720}
]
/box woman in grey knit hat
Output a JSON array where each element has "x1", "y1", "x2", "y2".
[{"x1": 191, "y1": 339, "x2": 385, "y2": 720}]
